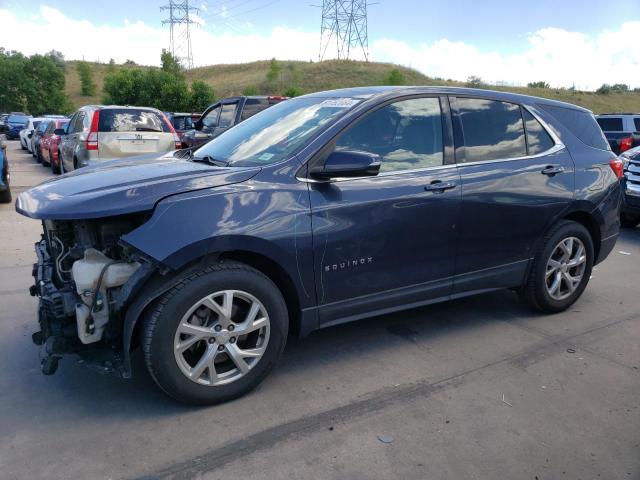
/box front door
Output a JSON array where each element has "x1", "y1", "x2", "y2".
[
  {"x1": 308, "y1": 96, "x2": 461, "y2": 326},
  {"x1": 451, "y1": 96, "x2": 575, "y2": 292}
]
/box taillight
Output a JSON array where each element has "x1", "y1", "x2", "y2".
[
  {"x1": 609, "y1": 158, "x2": 624, "y2": 180},
  {"x1": 85, "y1": 110, "x2": 100, "y2": 151},
  {"x1": 160, "y1": 112, "x2": 181, "y2": 149},
  {"x1": 620, "y1": 136, "x2": 633, "y2": 153}
]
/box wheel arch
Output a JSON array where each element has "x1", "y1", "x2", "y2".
[{"x1": 562, "y1": 209, "x2": 602, "y2": 261}]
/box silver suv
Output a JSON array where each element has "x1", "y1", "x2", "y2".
[{"x1": 59, "y1": 105, "x2": 180, "y2": 172}]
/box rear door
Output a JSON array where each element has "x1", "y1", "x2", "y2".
[
  {"x1": 451, "y1": 97, "x2": 575, "y2": 293},
  {"x1": 97, "y1": 109, "x2": 174, "y2": 159}
]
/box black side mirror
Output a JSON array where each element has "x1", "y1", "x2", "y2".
[
  {"x1": 194, "y1": 119, "x2": 203, "y2": 131},
  {"x1": 54, "y1": 128, "x2": 66, "y2": 135},
  {"x1": 310, "y1": 150, "x2": 381, "y2": 179}
]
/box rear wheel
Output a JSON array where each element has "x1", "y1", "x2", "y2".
[
  {"x1": 620, "y1": 212, "x2": 639, "y2": 229},
  {"x1": 51, "y1": 151, "x2": 62, "y2": 174},
  {"x1": 0, "y1": 187, "x2": 11, "y2": 203},
  {"x1": 520, "y1": 220, "x2": 593, "y2": 313},
  {"x1": 142, "y1": 262, "x2": 288, "y2": 405}
]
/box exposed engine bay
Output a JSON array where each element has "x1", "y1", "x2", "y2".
[{"x1": 32, "y1": 214, "x2": 153, "y2": 375}]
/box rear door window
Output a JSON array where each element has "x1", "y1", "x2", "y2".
[
  {"x1": 634, "y1": 118, "x2": 640, "y2": 131},
  {"x1": 98, "y1": 109, "x2": 168, "y2": 133},
  {"x1": 596, "y1": 117, "x2": 623, "y2": 132},
  {"x1": 523, "y1": 109, "x2": 555, "y2": 154},
  {"x1": 241, "y1": 99, "x2": 269, "y2": 121},
  {"x1": 455, "y1": 98, "x2": 527, "y2": 162},
  {"x1": 218, "y1": 104, "x2": 237, "y2": 128}
]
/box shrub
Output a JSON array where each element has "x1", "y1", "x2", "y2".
[
  {"x1": 383, "y1": 68, "x2": 405, "y2": 86},
  {"x1": 76, "y1": 61, "x2": 96, "y2": 96},
  {"x1": 242, "y1": 86, "x2": 259, "y2": 96},
  {"x1": 188, "y1": 80, "x2": 214, "y2": 112},
  {"x1": 527, "y1": 81, "x2": 550, "y2": 89},
  {"x1": 466, "y1": 75, "x2": 484, "y2": 88},
  {"x1": 283, "y1": 86, "x2": 303, "y2": 97}
]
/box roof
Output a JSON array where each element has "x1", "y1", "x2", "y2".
[{"x1": 302, "y1": 86, "x2": 591, "y2": 113}]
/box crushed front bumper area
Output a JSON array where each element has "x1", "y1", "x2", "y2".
[{"x1": 30, "y1": 240, "x2": 128, "y2": 377}]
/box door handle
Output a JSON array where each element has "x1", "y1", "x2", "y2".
[
  {"x1": 424, "y1": 180, "x2": 457, "y2": 192},
  {"x1": 541, "y1": 165, "x2": 565, "y2": 176}
]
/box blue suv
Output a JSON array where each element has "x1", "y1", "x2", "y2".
[{"x1": 17, "y1": 87, "x2": 622, "y2": 404}]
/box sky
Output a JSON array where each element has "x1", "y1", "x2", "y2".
[{"x1": 0, "y1": 0, "x2": 639, "y2": 90}]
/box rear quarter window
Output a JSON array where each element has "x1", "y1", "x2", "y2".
[
  {"x1": 634, "y1": 118, "x2": 640, "y2": 132},
  {"x1": 98, "y1": 109, "x2": 169, "y2": 133},
  {"x1": 596, "y1": 117, "x2": 623, "y2": 132},
  {"x1": 541, "y1": 105, "x2": 609, "y2": 150}
]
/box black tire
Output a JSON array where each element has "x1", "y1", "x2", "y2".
[
  {"x1": 142, "y1": 261, "x2": 289, "y2": 405},
  {"x1": 20, "y1": 141, "x2": 26, "y2": 150},
  {"x1": 0, "y1": 187, "x2": 11, "y2": 204},
  {"x1": 51, "y1": 152, "x2": 61, "y2": 174},
  {"x1": 520, "y1": 220, "x2": 594, "y2": 313},
  {"x1": 35, "y1": 146, "x2": 42, "y2": 163},
  {"x1": 620, "y1": 212, "x2": 639, "y2": 229}
]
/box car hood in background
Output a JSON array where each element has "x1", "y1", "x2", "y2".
[{"x1": 16, "y1": 154, "x2": 260, "y2": 220}]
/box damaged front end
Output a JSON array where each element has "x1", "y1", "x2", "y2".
[{"x1": 31, "y1": 215, "x2": 155, "y2": 376}]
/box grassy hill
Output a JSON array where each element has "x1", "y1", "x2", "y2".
[{"x1": 64, "y1": 59, "x2": 640, "y2": 114}]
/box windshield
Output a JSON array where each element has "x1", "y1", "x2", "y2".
[
  {"x1": 8, "y1": 114, "x2": 29, "y2": 125},
  {"x1": 194, "y1": 96, "x2": 362, "y2": 166}
]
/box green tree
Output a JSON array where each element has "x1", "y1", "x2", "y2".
[
  {"x1": 161, "y1": 49, "x2": 183, "y2": 77},
  {"x1": 0, "y1": 50, "x2": 72, "y2": 114},
  {"x1": 383, "y1": 68, "x2": 405, "y2": 86},
  {"x1": 283, "y1": 86, "x2": 303, "y2": 97},
  {"x1": 266, "y1": 58, "x2": 282, "y2": 91},
  {"x1": 527, "y1": 81, "x2": 550, "y2": 89},
  {"x1": 188, "y1": 80, "x2": 214, "y2": 112},
  {"x1": 466, "y1": 75, "x2": 485, "y2": 88},
  {"x1": 596, "y1": 84, "x2": 611, "y2": 94},
  {"x1": 242, "y1": 86, "x2": 259, "y2": 96},
  {"x1": 76, "y1": 61, "x2": 97, "y2": 96}
]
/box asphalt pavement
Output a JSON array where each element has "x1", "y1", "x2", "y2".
[{"x1": 1, "y1": 140, "x2": 638, "y2": 480}]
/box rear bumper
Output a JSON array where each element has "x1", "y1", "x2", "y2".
[{"x1": 596, "y1": 233, "x2": 618, "y2": 264}]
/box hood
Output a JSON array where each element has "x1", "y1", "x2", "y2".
[{"x1": 16, "y1": 154, "x2": 260, "y2": 220}]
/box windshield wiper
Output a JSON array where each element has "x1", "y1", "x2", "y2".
[{"x1": 191, "y1": 155, "x2": 229, "y2": 167}]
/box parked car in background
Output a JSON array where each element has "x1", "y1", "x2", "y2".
[
  {"x1": 39, "y1": 119, "x2": 70, "y2": 170},
  {"x1": 619, "y1": 145, "x2": 640, "y2": 228},
  {"x1": 16, "y1": 87, "x2": 622, "y2": 404},
  {"x1": 181, "y1": 96, "x2": 287, "y2": 149},
  {"x1": 31, "y1": 119, "x2": 52, "y2": 162},
  {"x1": 596, "y1": 113, "x2": 640, "y2": 154},
  {"x1": 6, "y1": 112, "x2": 31, "y2": 140},
  {"x1": 0, "y1": 113, "x2": 8, "y2": 125},
  {"x1": 165, "y1": 112, "x2": 201, "y2": 147},
  {"x1": 19, "y1": 117, "x2": 45, "y2": 151},
  {"x1": 0, "y1": 124, "x2": 11, "y2": 203},
  {"x1": 59, "y1": 105, "x2": 180, "y2": 172}
]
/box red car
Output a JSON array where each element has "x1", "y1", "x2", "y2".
[{"x1": 39, "y1": 119, "x2": 69, "y2": 173}]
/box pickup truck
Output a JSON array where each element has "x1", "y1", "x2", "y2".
[
  {"x1": 596, "y1": 113, "x2": 640, "y2": 154},
  {"x1": 181, "y1": 96, "x2": 287, "y2": 150}
]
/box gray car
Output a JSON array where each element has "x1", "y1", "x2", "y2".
[{"x1": 59, "y1": 105, "x2": 180, "y2": 172}]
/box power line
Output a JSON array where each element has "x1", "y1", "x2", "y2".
[
  {"x1": 319, "y1": 0, "x2": 370, "y2": 61},
  {"x1": 161, "y1": 0, "x2": 200, "y2": 69}
]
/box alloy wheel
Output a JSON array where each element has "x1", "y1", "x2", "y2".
[
  {"x1": 173, "y1": 290, "x2": 271, "y2": 386},
  {"x1": 545, "y1": 236, "x2": 587, "y2": 301}
]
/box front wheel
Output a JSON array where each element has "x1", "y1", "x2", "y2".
[
  {"x1": 142, "y1": 262, "x2": 289, "y2": 405},
  {"x1": 520, "y1": 220, "x2": 593, "y2": 313}
]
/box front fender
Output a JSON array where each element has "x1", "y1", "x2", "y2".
[{"x1": 121, "y1": 172, "x2": 316, "y2": 308}]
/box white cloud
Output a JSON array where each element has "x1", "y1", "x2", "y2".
[
  {"x1": 372, "y1": 22, "x2": 640, "y2": 90},
  {"x1": 0, "y1": 6, "x2": 638, "y2": 90}
]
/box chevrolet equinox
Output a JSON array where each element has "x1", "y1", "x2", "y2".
[{"x1": 17, "y1": 87, "x2": 623, "y2": 404}]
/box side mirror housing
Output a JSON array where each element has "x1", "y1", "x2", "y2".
[
  {"x1": 54, "y1": 128, "x2": 66, "y2": 135},
  {"x1": 310, "y1": 150, "x2": 381, "y2": 180},
  {"x1": 194, "y1": 119, "x2": 203, "y2": 131}
]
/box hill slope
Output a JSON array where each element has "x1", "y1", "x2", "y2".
[{"x1": 64, "y1": 59, "x2": 640, "y2": 114}]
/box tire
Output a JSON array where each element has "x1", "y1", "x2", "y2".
[
  {"x1": 620, "y1": 212, "x2": 639, "y2": 229},
  {"x1": 0, "y1": 187, "x2": 11, "y2": 204},
  {"x1": 520, "y1": 220, "x2": 594, "y2": 313},
  {"x1": 52, "y1": 152, "x2": 61, "y2": 174},
  {"x1": 142, "y1": 261, "x2": 289, "y2": 405},
  {"x1": 20, "y1": 140, "x2": 26, "y2": 150}
]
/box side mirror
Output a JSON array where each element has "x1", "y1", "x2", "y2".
[
  {"x1": 194, "y1": 119, "x2": 203, "y2": 131},
  {"x1": 54, "y1": 128, "x2": 66, "y2": 135},
  {"x1": 310, "y1": 150, "x2": 381, "y2": 179},
  {"x1": 27, "y1": 132, "x2": 33, "y2": 138}
]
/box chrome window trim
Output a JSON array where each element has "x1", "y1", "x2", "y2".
[{"x1": 296, "y1": 101, "x2": 566, "y2": 184}]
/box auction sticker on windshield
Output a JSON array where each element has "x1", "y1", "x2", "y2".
[{"x1": 320, "y1": 98, "x2": 361, "y2": 108}]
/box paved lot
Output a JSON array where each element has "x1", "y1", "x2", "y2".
[{"x1": 1, "y1": 140, "x2": 639, "y2": 480}]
